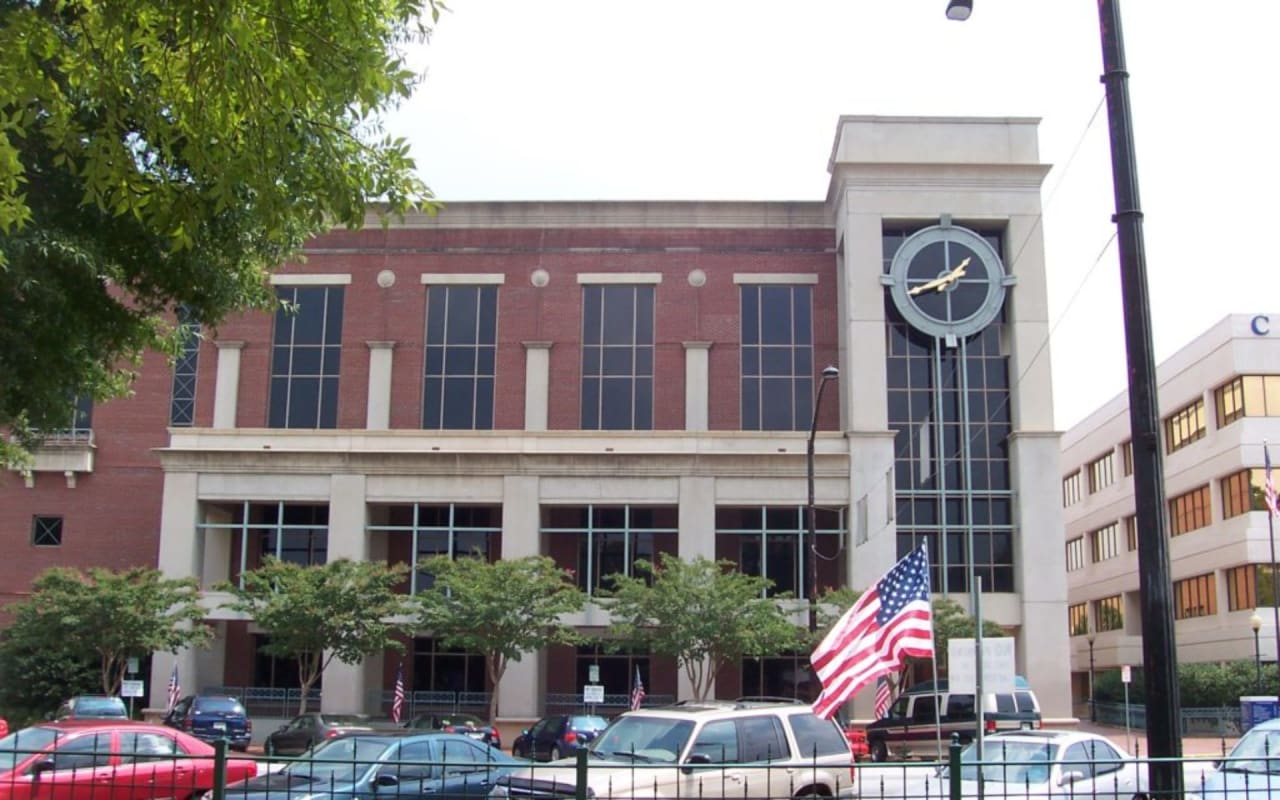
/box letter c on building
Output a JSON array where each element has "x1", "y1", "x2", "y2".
[{"x1": 1252, "y1": 315, "x2": 1270, "y2": 336}]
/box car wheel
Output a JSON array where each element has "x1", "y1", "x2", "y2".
[
  {"x1": 870, "y1": 739, "x2": 888, "y2": 763},
  {"x1": 551, "y1": 744, "x2": 564, "y2": 760}
]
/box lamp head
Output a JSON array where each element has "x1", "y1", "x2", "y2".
[
  {"x1": 1252, "y1": 613, "x2": 1264, "y2": 633},
  {"x1": 821, "y1": 365, "x2": 839, "y2": 381},
  {"x1": 946, "y1": 0, "x2": 972, "y2": 20}
]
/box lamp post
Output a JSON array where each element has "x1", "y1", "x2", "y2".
[
  {"x1": 808, "y1": 365, "x2": 840, "y2": 633},
  {"x1": 1086, "y1": 628, "x2": 1096, "y2": 723},
  {"x1": 1252, "y1": 613, "x2": 1264, "y2": 693},
  {"x1": 946, "y1": 1, "x2": 1182, "y2": 793}
]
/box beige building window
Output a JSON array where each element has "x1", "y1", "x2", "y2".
[
  {"x1": 1062, "y1": 471, "x2": 1083, "y2": 507},
  {"x1": 1094, "y1": 595, "x2": 1123, "y2": 632},
  {"x1": 1124, "y1": 515, "x2": 1138, "y2": 551},
  {"x1": 1221, "y1": 468, "x2": 1270, "y2": 519},
  {"x1": 1169, "y1": 485, "x2": 1211, "y2": 536},
  {"x1": 1163, "y1": 398, "x2": 1206, "y2": 455},
  {"x1": 1090, "y1": 522, "x2": 1120, "y2": 563},
  {"x1": 1066, "y1": 537, "x2": 1086, "y2": 572},
  {"x1": 1214, "y1": 375, "x2": 1280, "y2": 428},
  {"x1": 1173, "y1": 573, "x2": 1216, "y2": 620},
  {"x1": 1068, "y1": 603, "x2": 1088, "y2": 636},
  {"x1": 1088, "y1": 452, "x2": 1115, "y2": 493}
]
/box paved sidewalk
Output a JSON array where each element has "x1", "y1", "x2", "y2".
[{"x1": 1075, "y1": 720, "x2": 1236, "y2": 759}]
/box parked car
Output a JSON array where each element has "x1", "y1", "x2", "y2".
[
  {"x1": 163, "y1": 694, "x2": 252, "y2": 751},
  {"x1": 264, "y1": 712, "x2": 378, "y2": 756},
  {"x1": 510, "y1": 713, "x2": 608, "y2": 761},
  {"x1": 0, "y1": 720, "x2": 257, "y2": 800},
  {"x1": 1197, "y1": 716, "x2": 1280, "y2": 799},
  {"x1": 945, "y1": 729, "x2": 1145, "y2": 799},
  {"x1": 492, "y1": 700, "x2": 856, "y2": 800},
  {"x1": 405, "y1": 712, "x2": 501, "y2": 750},
  {"x1": 53, "y1": 695, "x2": 129, "y2": 721},
  {"x1": 222, "y1": 731, "x2": 524, "y2": 800},
  {"x1": 865, "y1": 676, "x2": 1043, "y2": 761}
]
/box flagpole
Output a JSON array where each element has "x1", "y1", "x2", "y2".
[
  {"x1": 1267, "y1": 442, "x2": 1280, "y2": 698},
  {"x1": 927, "y1": 542, "x2": 943, "y2": 762}
]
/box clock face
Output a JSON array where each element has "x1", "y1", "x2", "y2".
[{"x1": 883, "y1": 223, "x2": 1013, "y2": 338}]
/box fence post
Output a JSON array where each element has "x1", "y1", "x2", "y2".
[
  {"x1": 948, "y1": 734, "x2": 962, "y2": 800},
  {"x1": 575, "y1": 745, "x2": 588, "y2": 800},
  {"x1": 212, "y1": 738, "x2": 228, "y2": 800}
]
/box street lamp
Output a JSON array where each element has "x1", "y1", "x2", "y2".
[
  {"x1": 946, "y1": 2, "x2": 1182, "y2": 793},
  {"x1": 808, "y1": 365, "x2": 840, "y2": 633},
  {"x1": 1252, "y1": 613, "x2": 1264, "y2": 693},
  {"x1": 1086, "y1": 627, "x2": 1096, "y2": 723}
]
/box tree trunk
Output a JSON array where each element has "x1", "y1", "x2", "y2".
[{"x1": 486, "y1": 654, "x2": 506, "y2": 722}]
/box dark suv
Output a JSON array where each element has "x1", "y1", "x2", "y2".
[{"x1": 163, "y1": 694, "x2": 252, "y2": 751}]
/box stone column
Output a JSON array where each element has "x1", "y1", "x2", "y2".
[
  {"x1": 322, "y1": 474, "x2": 370, "y2": 712},
  {"x1": 683, "y1": 343, "x2": 712, "y2": 432},
  {"x1": 213, "y1": 341, "x2": 244, "y2": 428},
  {"x1": 499, "y1": 476, "x2": 541, "y2": 721},
  {"x1": 523, "y1": 342, "x2": 552, "y2": 431},
  {"x1": 366, "y1": 342, "x2": 395, "y2": 430}
]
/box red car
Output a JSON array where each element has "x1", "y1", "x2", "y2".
[{"x1": 0, "y1": 720, "x2": 257, "y2": 800}]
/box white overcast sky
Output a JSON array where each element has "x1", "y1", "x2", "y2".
[{"x1": 385, "y1": 0, "x2": 1279, "y2": 431}]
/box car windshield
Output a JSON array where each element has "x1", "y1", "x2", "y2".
[
  {"x1": 589, "y1": 717, "x2": 694, "y2": 764},
  {"x1": 1224, "y1": 727, "x2": 1280, "y2": 773},
  {"x1": 75, "y1": 698, "x2": 126, "y2": 716},
  {"x1": 0, "y1": 727, "x2": 59, "y2": 773},
  {"x1": 194, "y1": 697, "x2": 245, "y2": 714},
  {"x1": 570, "y1": 716, "x2": 608, "y2": 731},
  {"x1": 284, "y1": 737, "x2": 391, "y2": 783},
  {"x1": 959, "y1": 740, "x2": 1056, "y2": 784},
  {"x1": 439, "y1": 714, "x2": 484, "y2": 727}
]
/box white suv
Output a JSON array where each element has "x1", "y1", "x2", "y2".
[{"x1": 489, "y1": 701, "x2": 856, "y2": 800}]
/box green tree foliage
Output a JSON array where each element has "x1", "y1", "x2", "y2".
[
  {"x1": 0, "y1": 566, "x2": 208, "y2": 712},
  {"x1": 928, "y1": 596, "x2": 1009, "y2": 670},
  {"x1": 602, "y1": 555, "x2": 805, "y2": 701},
  {"x1": 0, "y1": 0, "x2": 442, "y2": 466},
  {"x1": 1095, "y1": 660, "x2": 1279, "y2": 708},
  {"x1": 219, "y1": 558, "x2": 412, "y2": 714},
  {"x1": 414, "y1": 556, "x2": 585, "y2": 721}
]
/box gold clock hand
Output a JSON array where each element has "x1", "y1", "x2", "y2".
[{"x1": 907, "y1": 257, "x2": 971, "y2": 296}]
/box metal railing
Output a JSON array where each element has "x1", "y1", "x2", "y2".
[{"x1": 1094, "y1": 701, "x2": 1243, "y2": 737}]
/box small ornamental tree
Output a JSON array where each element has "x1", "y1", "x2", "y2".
[
  {"x1": 0, "y1": 566, "x2": 209, "y2": 701},
  {"x1": 220, "y1": 558, "x2": 413, "y2": 714},
  {"x1": 414, "y1": 556, "x2": 585, "y2": 721},
  {"x1": 603, "y1": 555, "x2": 805, "y2": 701}
]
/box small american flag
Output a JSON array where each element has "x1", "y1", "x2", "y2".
[
  {"x1": 166, "y1": 663, "x2": 180, "y2": 713},
  {"x1": 874, "y1": 676, "x2": 892, "y2": 719},
  {"x1": 1266, "y1": 444, "x2": 1278, "y2": 516},
  {"x1": 391, "y1": 663, "x2": 405, "y2": 723},
  {"x1": 630, "y1": 667, "x2": 646, "y2": 711},
  {"x1": 810, "y1": 546, "x2": 934, "y2": 720}
]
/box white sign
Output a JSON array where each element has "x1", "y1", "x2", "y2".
[
  {"x1": 120, "y1": 680, "x2": 144, "y2": 698},
  {"x1": 1122, "y1": 665, "x2": 1132, "y2": 684},
  {"x1": 126, "y1": 657, "x2": 139, "y2": 675},
  {"x1": 947, "y1": 638, "x2": 1016, "y2": 693},
  {"x1": 588, "y1": 665, "x2": 600, "y2": 683},
  {"x1": 584, "y1": 684, "x2": 604, "y2": 705}
]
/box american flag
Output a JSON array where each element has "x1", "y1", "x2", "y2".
[
  {"x1": 166, "y1": 663, "x2": 180, "y2": 713},
  {"x1": 630, "y1": 666, "x2": 646, "y2": 711},
  {"x1": 391, "y1": 663, "x2": 405, "y2": 723},
  {"x1": 874, "y1": 676, "x2": 893, "y2": 719},
  {"x1": 1266, "y1": 444, "x2": 1278, "y2": 516},
  {"x1": 810, "y1": 546, "x2": 934, "y2": 720}
]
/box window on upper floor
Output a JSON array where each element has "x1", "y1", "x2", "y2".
[
  {"x1": 1066, "y1": 537, "x2": 1086, "y2": 572},
  {"x1": 1169, "y1": 485, "x2": 1211, "y2": 536},
  {"x1": 1094, "y1": 595, "x2": 1123, "y2": 632},
  {"x1": 716, "y1": 505, "x2": 846, "y2": 598},
  {"x1": 1215, "y1": 375, "x2": 1280, "y2": 428},
  {"x1": 269, "y1": 285, "x2": 344, "y2": 429},
  {"x1": 1090, "y1": 522, "x2": 1120, "y2": 563},
  {"x1": 1062, "y1": 471, "x2": 1083, "y2": 507},
  {"x1": 169, "y1": 314, "x2": 201, "y2": 427},
  {"x1": 367, "y1": 503, "x2": 502, "y2": 594},
  {"x1": 1087, "y1": 451, "x2": 1115, "y2": 493},
  {"x1": 581, "y1": 285, "x2": 654, "y2": 430},
  {"x1": 1068, "y1": 602, "x2": 1088, "y2": 636},
  {"x1": 422, "y1": 285, "x2": 497, "y2": 430},
  {"x1": 1173, "y1": 573, "x2": 1216, "y2": 620},
  {"x1": 541, "y1": 505, "x2": 677, "y2": 596},
  {"x1": 740, "y1": 284, "x2": 815, "y2": 431},
  {"x1": 1124, "y1": 514, "x2": 1138, "y2": 551},
  {"x1": 1120, "y1": 440, "x2": 1133, "y2": 477},
  {"x1": 1163, "y1": 398, "x2": 1205, "y2": 455},
  {"x1": 1221, "y1": 468, "x2": 1271, "y2": 519},
  {"x1": 32, "y1": 515, "x2": 63, "y2": 547},
  {"x1": 1227, "y1": 564, "x2": 1280, "y2": 610}
]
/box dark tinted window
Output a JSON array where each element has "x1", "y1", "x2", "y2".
[
  {"x1": 789, "y1": 712, "x2": 849, "y2": 757},
  {"x1": 739, "y1": 715, "x2": 789, "y2": 762},
  {"x1": 946, "y1": 694, "x2": 975, "y2": 718},
  {"x1": 910, "y1": 696, "x2": 937, "y2": 724},
  {"x1": 1015, "y1": 692, "x2": 1039, "y2": 713},
  {"x1": 194, "y1": 697, "x2": 246, "y2": 714},
  {"x1": 995, "y1": 694, "x2": 1016, "y2": 713}
]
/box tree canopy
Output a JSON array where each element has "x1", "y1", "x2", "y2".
[
  {"x1": 603, "y1": 555, "x2": 805, "y2": 701},
  {"x1": 219, "y1": 557, "x2": 413, "y2": 714},
  {"x1": 0, "y1": 566, "x2": 209, "y2": 714},
  {"x1": 0, "y1": 0, "x2": 441, "y2": 465},
  {"x1": 414, "y1": 555, "x2": 585, "y2": 721}
]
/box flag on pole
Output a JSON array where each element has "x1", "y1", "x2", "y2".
[
  {"x1": 874, "y1": 676, "x2": 893, "y2": 719},
  {"x1": 1266, "y1": 444, "x2": 1278, "y2": 516},
  {"x1": 391, "y1": 663, "x2": 405, "y2": 723},
  {"x1": 810, "y1": 546, "x2": 934, "y2": 720},
  {"x1": 630, "y1": 666, "x2": 646, "y2": 711},
  {"x1": 166, "y1": 663, "x2": 180, "y2": 713}
]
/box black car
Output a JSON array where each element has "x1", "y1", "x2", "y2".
[
  {"x1": 223, "y1": 731, "x2": 525, "y2": 800},
  {"x1": 511, "y1": 714, "x2": 608, "y2": 761},
  {"x1": 163, "y1": 694, "x2": 252, "y2": 751},
  {"x1": 264, "y1": 712, "x2": 379, "y2": 756},
  {"x1": 405, "y1": 712, "x2": 501, "y2": 750}
]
